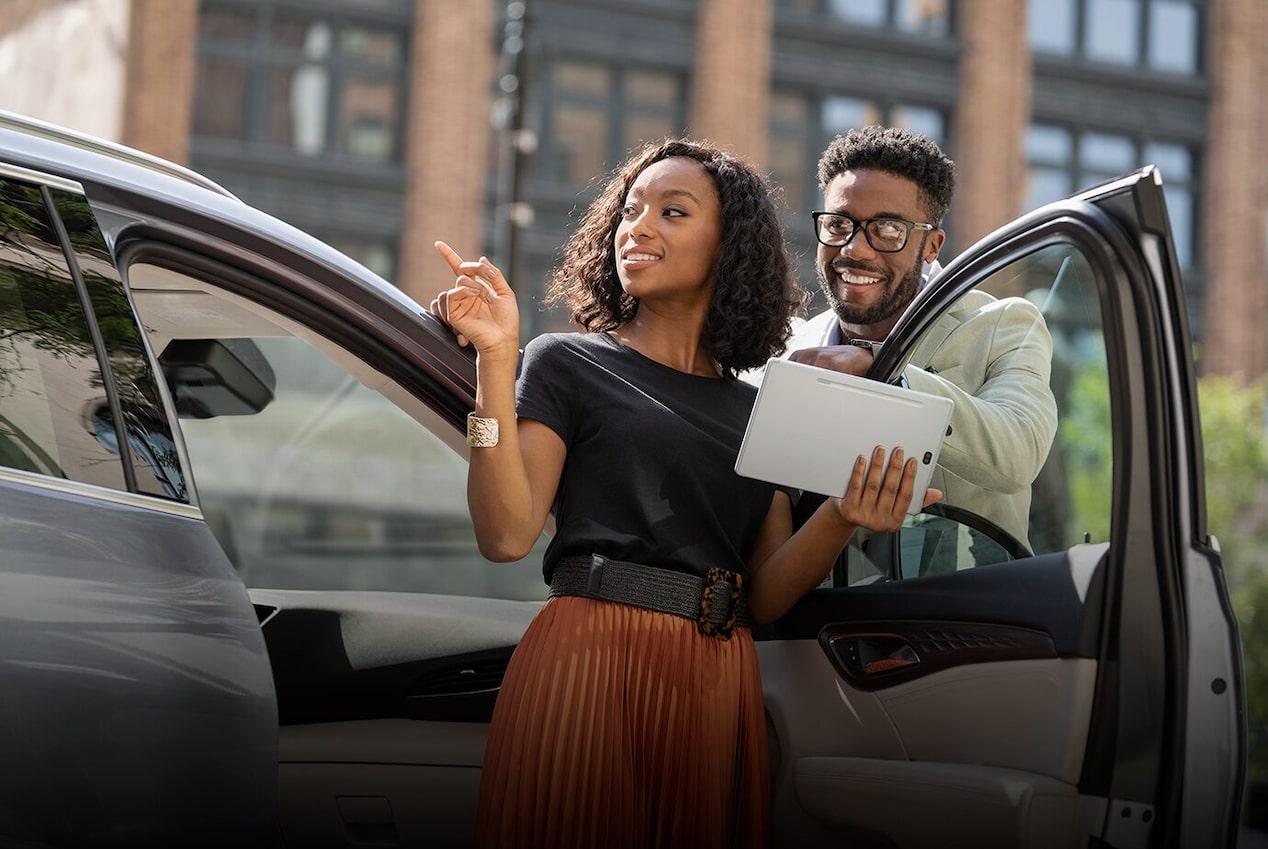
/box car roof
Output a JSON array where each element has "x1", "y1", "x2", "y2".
[
  {"x1": 0, "y1": 109, "x2": 430, "y2": 318},
  {"x1": 0, "y1": 109, "x2": 238, "y2": 199}
]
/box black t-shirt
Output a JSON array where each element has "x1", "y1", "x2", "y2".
[{"x1": 516, "y1": 332, "x2": 782, "y2": 582}]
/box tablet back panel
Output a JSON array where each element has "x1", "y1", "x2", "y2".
[{"x1": 735, "y1": 358, "x2": 954, "y2": 512}]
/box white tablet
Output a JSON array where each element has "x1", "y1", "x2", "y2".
[{"x1": 735, "y1": 358, "x2": 954, "y2": 513}]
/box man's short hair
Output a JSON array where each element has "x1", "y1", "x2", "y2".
[{"x1": 817, "y1": 126, "x2": 957, "y2": 226}]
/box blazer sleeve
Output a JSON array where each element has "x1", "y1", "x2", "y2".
[{"x1": 903, "y1": 297, "x2": 1059, "y2": 494}]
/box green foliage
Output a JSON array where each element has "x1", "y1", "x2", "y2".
[
  {"x1": 1062, "y1": 359, "x2": 1113, "y2": 543},
  {"x1": 1200, "y1": 376, "x2": 1268, "y2": 588},
  {"x1": 1198, "y1": 375, "x2": 1268, "y2": 822}
]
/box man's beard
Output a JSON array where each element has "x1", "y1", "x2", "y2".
[{"x1": 818, "y1": 250, "x2": 924, "y2": 328}]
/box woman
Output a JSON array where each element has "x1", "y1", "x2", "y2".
[{"x1": 431, "y1": 139, "x2": 934, "y2": 849}]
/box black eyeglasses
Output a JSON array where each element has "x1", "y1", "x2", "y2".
[{"x1": 811, "y1": 211, "x2": 935, "y2": 253}]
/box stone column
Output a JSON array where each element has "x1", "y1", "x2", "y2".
[
  {"x1": 690, "y1": 0, "x2": 773, "y2": 170},
  {"x1": 398, "y1": 0, "x2": 497, "y2": 305},
  {"x1": 1200, "y1": 0, "x2": 1268, "y2": 380},
  {"x1": 949, "y1": 0, "x2": 1031, "y2": 248}
]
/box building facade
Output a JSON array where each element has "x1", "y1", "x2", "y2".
[{"x1": 0, "y1": 0, "x2": 1263, "y2": 378}]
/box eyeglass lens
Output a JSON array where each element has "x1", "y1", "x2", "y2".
[{"x1": 817, "y1": 215, "x2": 911, "y2": 252}]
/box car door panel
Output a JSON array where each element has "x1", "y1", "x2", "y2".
[
  {"x1": 0, "y1": 163, "x2": 280, "y2": 847},
  {"x1": 113, "y1": 239, "x2": 541, "y2": 849},
  {"x1": 759, "y1": 168, "x2": 1241, "y2": 848},
  {"x1": 0, "y1": 474, "x2": 279, "y2": 847},
  {"x1": 251, "y1": 590, "x2": 539, "y2": 849}
]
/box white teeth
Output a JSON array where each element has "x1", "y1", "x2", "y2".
[
  {"x1": 626, "y1": 253, "x2": 658, "y2": 262},
  {"x1": 841, "y1": 272, "x2": 877, "y2": 285}
]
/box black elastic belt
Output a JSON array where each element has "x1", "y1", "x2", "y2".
[{"x1": 549, "y1": 554, "x2": 751, "y2": 639}]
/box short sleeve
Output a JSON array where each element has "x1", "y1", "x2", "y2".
[{"x1": 515, "y1": 334, "x2": 578, "y2": 446}]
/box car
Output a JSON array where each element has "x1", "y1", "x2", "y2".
[{"x1": 0, "y1": 109, "x2": 1244, "y2": 849}]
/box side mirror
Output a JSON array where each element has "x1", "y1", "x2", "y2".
[{"x1": 160, "y1": 338, "x2": 275, "y2": 418}]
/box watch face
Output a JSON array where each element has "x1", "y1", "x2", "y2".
[{"x1": 845, "y1": 338, "x2": 882, "y2": 355}]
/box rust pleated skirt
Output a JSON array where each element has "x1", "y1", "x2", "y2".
[{"x1": 472, "y1": 595, "x2": 769, "y2": 849}]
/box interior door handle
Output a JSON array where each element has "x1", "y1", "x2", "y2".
[{"x1": 833, "y1": 635, "x2": 921, "y2": 677}]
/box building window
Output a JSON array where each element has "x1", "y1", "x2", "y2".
[
  {"x1": 1024, "y1": 124, "x2": 1197, "y2": 268},
  {"x1": 1028, "y1": 0, "x2": 1202, "y2": 75},
  {"x1": 194, "y1": 2, "x2": 410, "y2": 164},
  {"x1": 538, "y1": 59, "x2": 686, "y2": 189},
  {"x1": 776, "y1": 0, "x2": 952, "y2": 36}
]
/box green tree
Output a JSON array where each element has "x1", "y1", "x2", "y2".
[{"x1": 1198, "y1": 375, "x2": 1268, "y2": 824}]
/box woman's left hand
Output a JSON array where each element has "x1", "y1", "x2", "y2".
[{"x1": 835, "y1": 446, "x2": 942, "y2": 533}]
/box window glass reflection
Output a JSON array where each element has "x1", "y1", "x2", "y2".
[
  {"x1": 178, "y1": 334, "x2": 551, "y2": 600},
  {"x1": 1025, "y1": 127, "x2": 1198, "y2": 271},
  {"x1": 1143, "y1": 141, "x2": 1191, "y2": 181},
  {"x1": 1149, "y1": 0, "x2": 1198, "y2": 73},
  {"x1": 896, "y1": 0, "x2": 950, "y2": 35},
  {"x1": 892, "y1": 105, "x2": 944, "y2": 146},
  {"x1": 1025, "y1": 125, "x2": 1073, "y2": 163},
  {"x1": 1026, "y1": 167, "x2": 1074, "y2": 211},
  {"x1": 1028, "y1": 0, "x2": 1076, "y2": 53},
  {"x1": 50, "y1": 190, "x2": 185, "y2": 500},
  {"x1": 828, "y1": 0, "x2": 886, "y2": 26},
  {"x1": 0, "y1": 181, "x2": 126, "y2": 491},
  {"x1": 555, "y1": 60, "x2": 612, "y2": 99},
  {"x1": 1081, "y1": 132, "x2": 1135, "y2": 173},
  {"x1": 550, "y1": 103, "x2": 609, "y2": 187},
  {"x1": 628, "y1": 70, "x2": 677, "y2": 106},
  {"x1": 200, "y1": 7, "x2": 252, "y2": 42},
  {"x1": 822, "y1": 96, "x2": 879, "y2": 134},
  {"x1": 1028, "y1": 0, "x2": 1202, "y2": 73},
  {"x1": 193, "y1": 58, "x2": 248, "y2": 140},
  {"x1": 1084, "y1": 0, "x2": 1140, "y2": 64},
  {"x1": 1162, "y1": 186, "x2": 1193, "y2": 269},
  {"x1": 770, "y1": 137, "x2": 809, "y2": 215},
  {"x1": 195, "y1": 5, "x2": 407, "y2": 164},
  {"x1": 624, "y1": 115, "x2": 678, "y2": 155},
  {"x1": 337, "y1": 77, "x2": 400, "y2": 162}
]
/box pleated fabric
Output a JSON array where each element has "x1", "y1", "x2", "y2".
[{"x1": 472, "y1": 595, "x2": 769, "y2": 849}]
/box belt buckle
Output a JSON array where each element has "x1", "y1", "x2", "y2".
[{"x1": 698, "y1": 567, "x2": 743, "y2": 640}]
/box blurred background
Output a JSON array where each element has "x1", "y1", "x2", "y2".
[{"x1": 2, "y1": 0, "x2": 1267, "y2": 835}]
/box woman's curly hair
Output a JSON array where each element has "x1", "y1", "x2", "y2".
[{"x1": 546, "y1": 138, "x2": 807, "y2": 377}]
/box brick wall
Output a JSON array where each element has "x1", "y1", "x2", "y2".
[
  {"x1": 691, "y1": 0, "x2": 773, "y2": 171},
  {"x1": 120, "y1": 0, "x2": 198, "y2": 164},
  {"x1": 951, "y1": 0, "x2": 1031, "y2": 249},
  {"x1": 1201, "y1": 0, "x2": 1268, "y2": 380},
  {"x1": 397, "y1": 0, "x2": 497, "y2": 305}
]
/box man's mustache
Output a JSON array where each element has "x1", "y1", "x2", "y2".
[{"x1": 830, "y1": 260, "x2": 888, "y2": 277}]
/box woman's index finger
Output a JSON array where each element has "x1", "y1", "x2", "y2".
[{"x1": 433, "y1": 240, "x2": 465, "y2": 275}]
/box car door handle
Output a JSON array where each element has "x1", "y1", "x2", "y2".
[
  {"x1": 818, "y1": 621, "x2": 1058, "y2": 690},
  {"x1": 833, "y1": 634, "x2": 921, "y2": 677}
]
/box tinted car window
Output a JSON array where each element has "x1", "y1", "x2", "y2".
[
  {"x1": 0, "y1": 178, "x2": 129, "y2": 489},
  {"x1": 844, "y1": 242, "x2": 1112, "y2": 582},
  {"x1": 179, "y1": 335, "x2": 550, "y2": 600},
  {"x1": 52, "y1": 188, "x2": 186, "y2": 500}
]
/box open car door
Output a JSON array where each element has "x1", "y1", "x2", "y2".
[{"x1": 758, "y1": 166, "x2": 1245, "y2": 849}]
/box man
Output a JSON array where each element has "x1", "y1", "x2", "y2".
[{"x1": 782, "y1": 126, "x2": 1057, "y2": 551}]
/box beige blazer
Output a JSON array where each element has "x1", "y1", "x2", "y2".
[{"x1": 777, "y1": 290, "x2": 1058, "y2": 548}]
